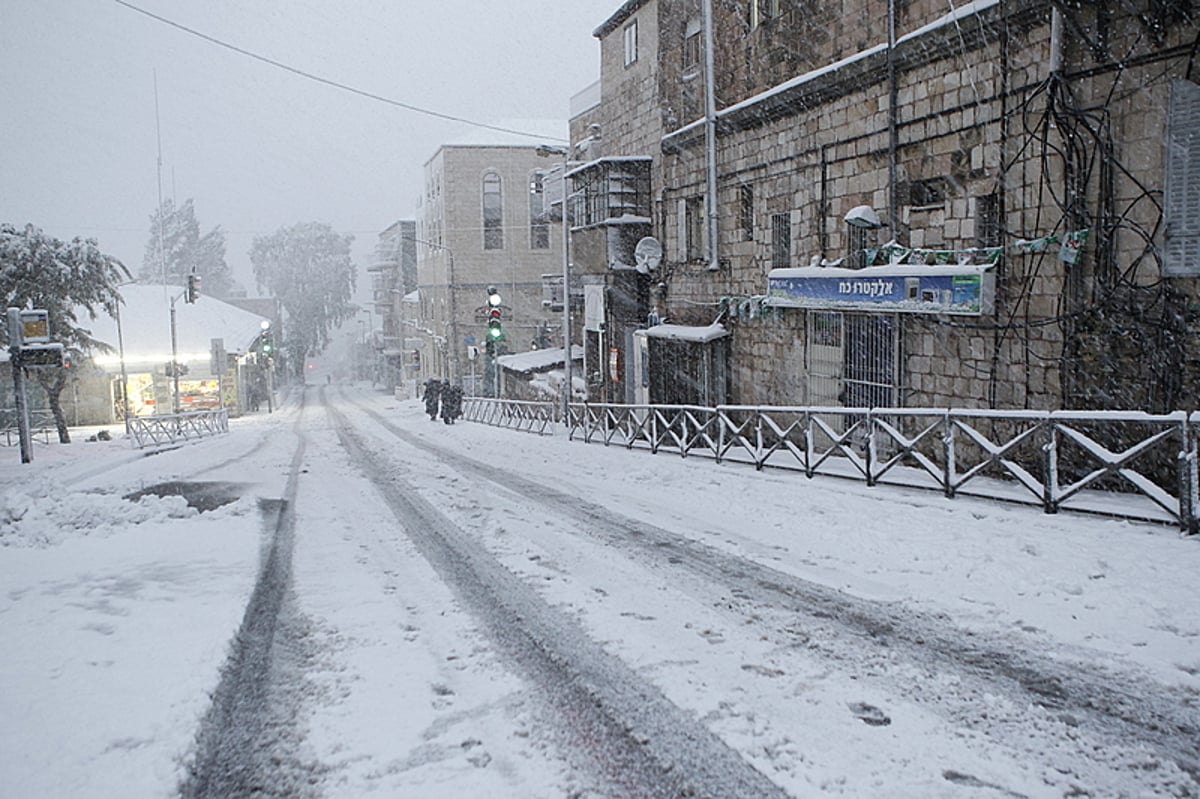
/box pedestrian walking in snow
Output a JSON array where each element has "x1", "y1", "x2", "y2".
[
  {"x1": 440, "y1": 384, "x2": 463, "y2": 425},
  {"x1": 423, "y1": 379, "x2": 443, "y2": 421}
]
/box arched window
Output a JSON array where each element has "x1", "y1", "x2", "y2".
[
  {"x1": 529, "y1": 171, "x2": 549, "y2": 250},
  {"x1": 482, "y1": 171, "x2": 503, "y2": 250}
]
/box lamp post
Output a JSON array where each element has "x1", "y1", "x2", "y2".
[
  {"x1": 360, "y1": 307, "x2": 375, "y2": 386},
  {"x1": 536, "y1": 145, "x2": 575, "y2": 425},
  {"x1": 115, "y1": 300, "x2": 130, "y2": 434},
  {"x1": 357, "y1": 320, "x2": 367, "y2": 380},
  {"x1": 403, "y1": 236, "x2": 459, "y2": 386},
  {"x1": 260, "y1": 320, "x2": 275, "y2": 413}
]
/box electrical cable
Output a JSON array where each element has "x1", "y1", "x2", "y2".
[{"x1": 109, "y1": 0, "x2": 567, "y2": 144}]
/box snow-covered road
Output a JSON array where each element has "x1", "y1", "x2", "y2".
[{"x1": 3, "y1": 384, "x2": 1199, "y2": 797}]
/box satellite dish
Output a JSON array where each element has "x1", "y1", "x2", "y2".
[{"x1": 634, "y1": 237, "x2": 662, "y2": 274}]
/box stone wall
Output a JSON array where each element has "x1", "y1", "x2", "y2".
[{"x1": 583, "y1": 0, "x2": 1200, "y2": 411}]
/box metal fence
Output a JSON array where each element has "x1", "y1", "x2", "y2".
[
  {"x1": 127, "y1": 409, "x2": 229, "y2": 449},
  {"x1": 462, "y1": 396, "x2": 560, "y2": 435},
  {"x1": 0, "y1": 408, "x2": 55, "y2": 447},
  {"x1": 466, "y1": 398, "x2": 1198, "y2": 534}
]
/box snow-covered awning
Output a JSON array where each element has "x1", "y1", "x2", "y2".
[
  {"x1": 496, "y1": 345, "x2": 583, "y2": 375},
  {"x1": 82, "y1": 284, "x2": 271, "y2": 368},
  {"x1": 635, "y1": 323, "x2": 729, "y2": 343}
]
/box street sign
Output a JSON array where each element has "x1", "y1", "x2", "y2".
[
  {"x1": 210, "y1": 338, "x2": 227, "y2": 375},
  {"x1": 20, "y1": 343, "x2": 64, "y2": 368},
  {"x1": 19, "y1": 310, "x2": 50, "y2": 344}
]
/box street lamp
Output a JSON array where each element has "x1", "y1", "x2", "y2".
[
  {"x1": 115, "y1": 299, "x2": 130, "y2": 434},
  {"x1": 536, "y1": 144, "x2": 574, "y2": 425},
  {"x1": 260, "y1": 320, "x2": 274, "y2": 413},
  {"x1": 359, "y1": 307, "x2": 376, "y2": 386}
]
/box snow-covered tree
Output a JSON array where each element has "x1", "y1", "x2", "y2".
[
  {"x1": 249, "y1": 222, "x2": 357, "y2": 378},
  {"x1": 141, "y1": 199, "x2": 234, "y2": 298},
  {"x1": 0, "y1": 223, "x2": 130, "y2": 443}
]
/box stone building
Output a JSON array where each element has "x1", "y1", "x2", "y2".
[
  {"x1": 367, "y1": 220, "x2": 416, "y2": 392},
  {"x1": 577, "y1": 0, "x2": 1200, "y2": 412},
  {"x1": 415, "y1": 130, "x2": 567, "y2": 394}
]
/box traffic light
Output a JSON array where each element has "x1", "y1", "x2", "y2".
[
  {"x1": 186, "y1": 273, "x2": 201, "y2": 303},
  {"x1": 261, "y1": 331, "x2": 273, "y2": 355},
  {"x1": 486, "y1": 286, "x2": 504, "y2": 342}
]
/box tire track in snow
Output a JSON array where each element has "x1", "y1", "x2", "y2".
[
  {"x1": 324, "y1": 392, "x2": 791, "y2": 799},
  {"x1": 179, "y1": 393, "x2": 322, "y2": 798},
  {"x1": 345, "y1": 392, "x2": 1200, "y2": 790}
]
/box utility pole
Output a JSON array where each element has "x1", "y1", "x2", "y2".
[
  {"x1": 7, "y1": 309, "x2": 32, "y2": 463},
  {"x1": 703, "y1": 0, "x2": 720, "y2": 272}
]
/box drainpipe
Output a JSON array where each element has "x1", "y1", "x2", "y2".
[
  {"x1": 703, "y1": 0, "x2": 720, "y2": 271},
  {"x1": 887, "y1": 0, "x2": 899, "y2": 233}
]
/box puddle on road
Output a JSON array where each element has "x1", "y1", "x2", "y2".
[{"x1": 124, "y1": 481, "x2": 245, "y2": 513}]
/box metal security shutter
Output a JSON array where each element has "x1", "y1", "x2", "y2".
[{"x1": 1164, "y1": 79, "x2": 1200, "y2": 277}]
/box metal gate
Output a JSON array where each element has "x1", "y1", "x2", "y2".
[{"x1": 806, "y1": 311, "x2": 898, "y2": 411}]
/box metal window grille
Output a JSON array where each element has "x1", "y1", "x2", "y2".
[
  {"x1": 771, "y1": 212, "x2": 791, "y2": 267},
  {"x1": 529, "y1": 172, "x2": 549, "y2": 250},
  {"x1": 739, "y1": 185, "x2": 754, "y2": 241},
  {"x1": 975, "y1": 193, "x2": 1001, "y2": 248}
]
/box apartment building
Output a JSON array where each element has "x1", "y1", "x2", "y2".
[
  {"x1": 415, "y1": 132, "x2": 567, "y2": 394},
  {"x1": 579, "y1": 0, "x2": 1200, "y2": 412}
]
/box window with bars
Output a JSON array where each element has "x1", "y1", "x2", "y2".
[
  {"x1": 771, "y1": 212, "x2": 791, "y2": 268},
  {"x1": 975, "y1": 193, "x2": 1001, "y2": 249},
  {"x1": 683, "y1": 17, "x2": 702, "y2": 73},
  {"x1": 684, "y1": 196, "x2": 705, "y2": 261},
  {"x1": 739, "y1": 185, "x2": 754, "y2": 242},
  {"x1": 847, "y1": 224, "x2": 870, "y2": 269},
  {"x1": 529, "y1": 172, "x2": 549, "y2": 250}
]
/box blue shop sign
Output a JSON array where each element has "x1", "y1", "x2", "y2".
[{"x1": 765, "y1": 265, "x2": 994, "y2": 316}]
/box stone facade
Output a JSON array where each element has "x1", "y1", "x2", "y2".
[
  {"x1": 416, "y1": 145, "x2": 564, "y2": 392},
  {"x1": 581, "y1": 0, "x2": 1200, "y2": 412}
]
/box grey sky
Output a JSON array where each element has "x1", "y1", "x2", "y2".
[{"x1": 1, "y1": 0, "x2": 616, "y2": 292}]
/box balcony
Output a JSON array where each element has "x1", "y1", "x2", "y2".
[{"x1": 561, "y1": 157, "x2": 653, "y2": 230}]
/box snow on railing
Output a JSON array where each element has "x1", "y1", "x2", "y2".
[
  {"x1": 127, "y1": 409, "x2": 229, "y2": 449},
  {"x1": 462, "y1": 397, "x2": 558, "y2": 435},
  {"x1": 562, "y1": 402, "x2": 1199, "y2": 535},
  {"x1": 457, "y1": 397, "x2": 1198, "y2": 533},
  {"x1": 0, "y1": 408, "x2": 54, "y2": 447}
]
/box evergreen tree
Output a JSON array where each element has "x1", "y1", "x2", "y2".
[
  {"x1": 141, "y1": 199, "x2": 234, "y2": 298},
  {"x1": 250, "y1": 222, "x2": 357, "y2": 378},
  {"x1": 0, "y1": 223, "x2": 130, "y2": 443}
]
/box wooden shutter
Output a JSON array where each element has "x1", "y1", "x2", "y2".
[{"x1": 1164, "y1": 79, "x2": 1200, "y2": 277}]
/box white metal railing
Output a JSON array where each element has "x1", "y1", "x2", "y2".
[
  {"x1": 127, "y1": 409, "x2": 229, "y2": 449},
  {"x1": 462, "y1": 397, "x2": 559, "y2": 435},
  {"x1": 0, "y1": 408, "x2": 54, "y2": 446},
  {"x1": 561, "y1": 402, "x2": 1199, "y2": 534}
]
